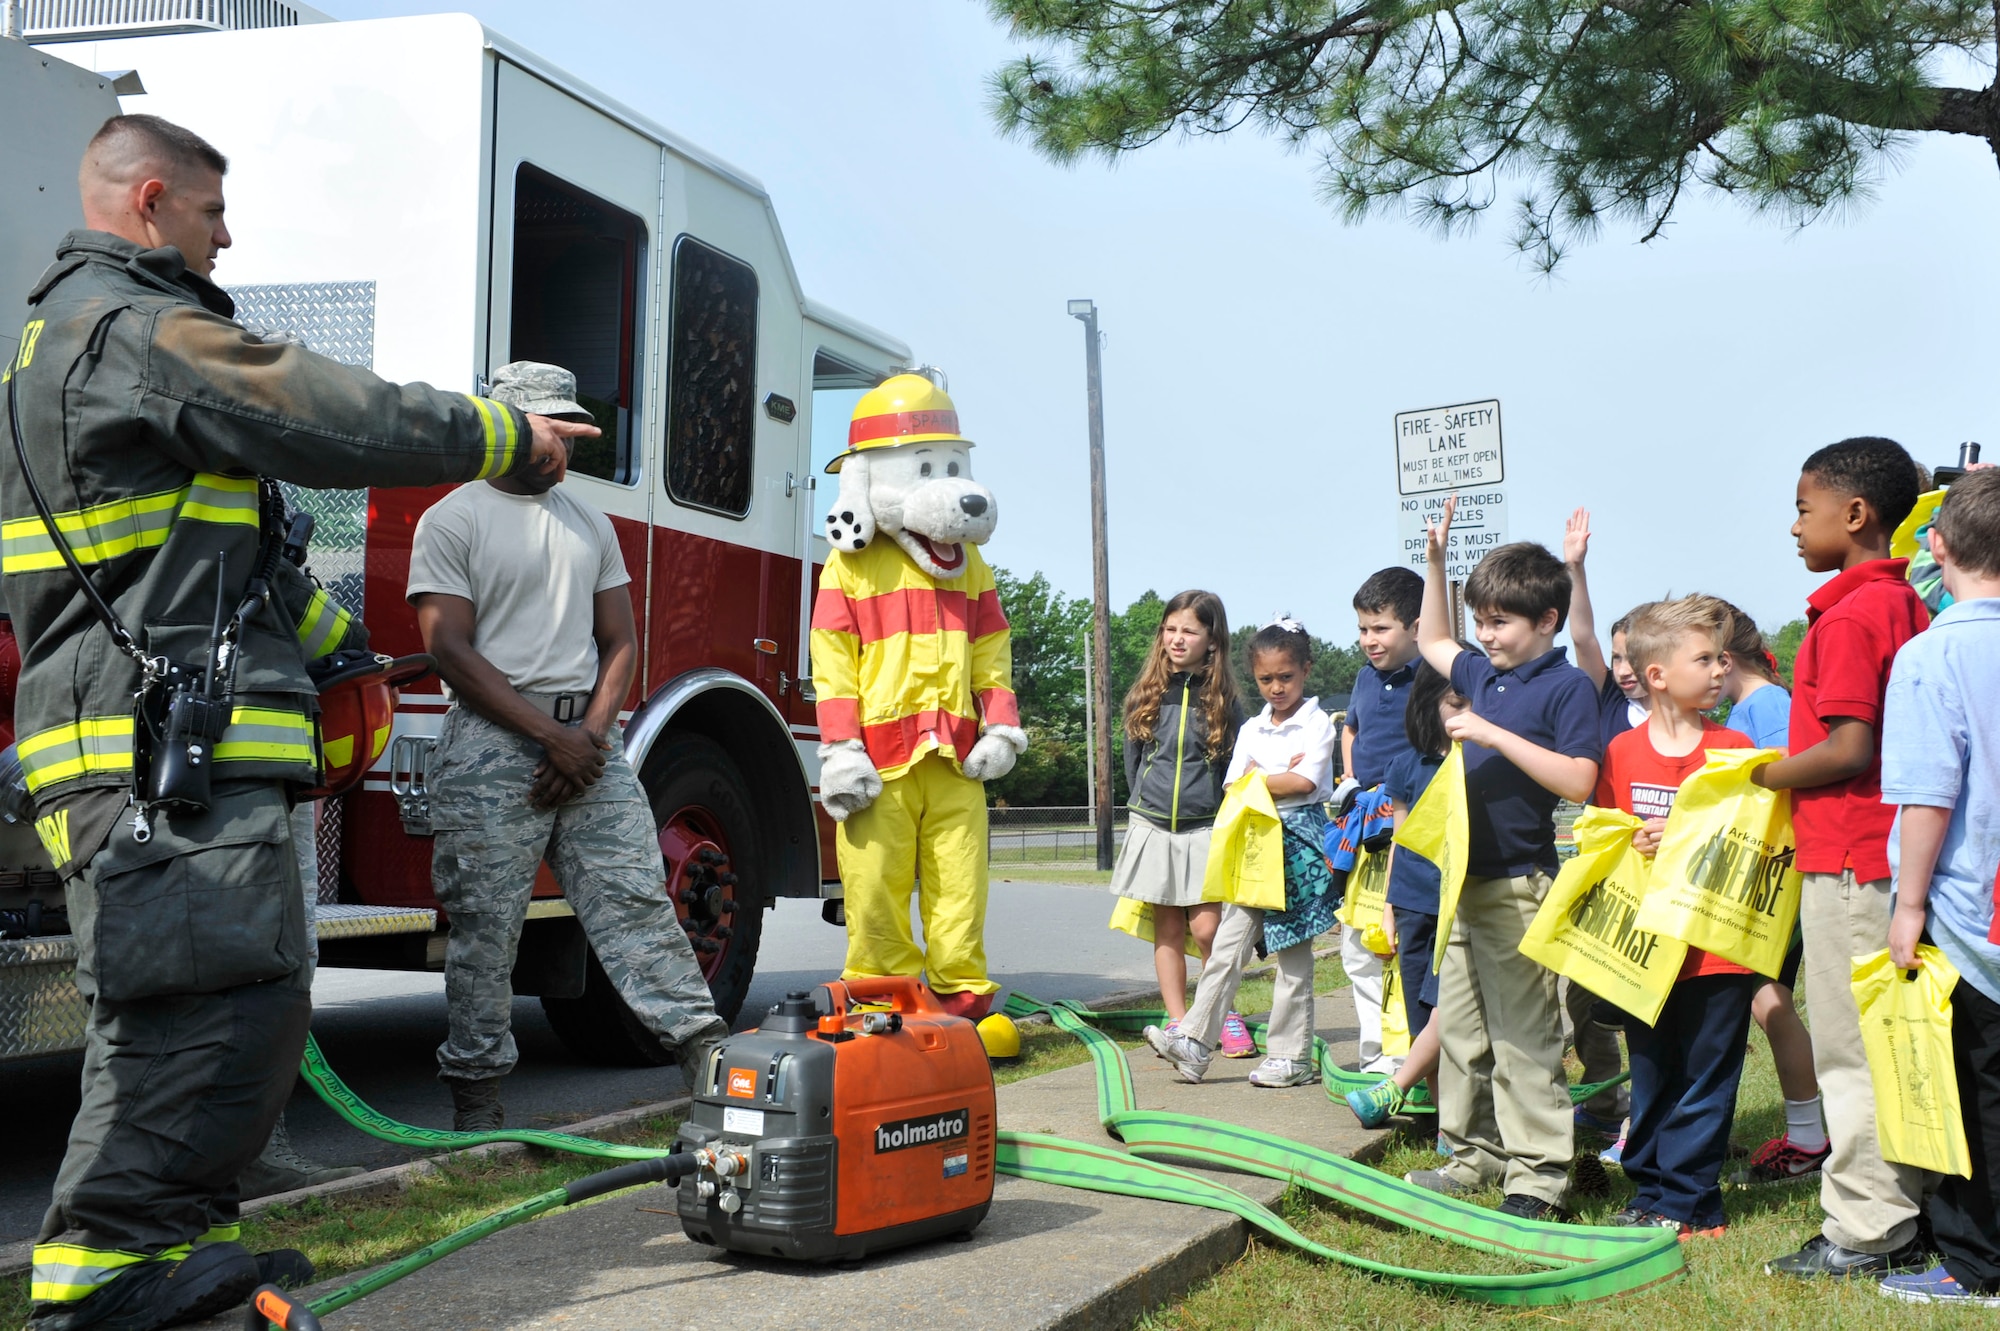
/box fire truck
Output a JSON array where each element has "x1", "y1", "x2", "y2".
[{"x1": 0, "y1": 2, "x2": 902, "y2": 1066}]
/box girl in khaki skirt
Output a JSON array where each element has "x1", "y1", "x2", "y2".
[{"x1": 1110, "y1": 591, "x2": 1253, "y2": 1053}]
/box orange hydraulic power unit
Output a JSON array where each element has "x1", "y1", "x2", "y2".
[{"x1": 674, "y1": 976, "x2": 997, "y2": 1261}]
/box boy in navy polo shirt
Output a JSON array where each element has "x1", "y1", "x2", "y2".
[
  {"x1": 1754, "y1": 438, "x2": 1931, "y2": 1280},
  {"x1": 1339, "y1": 567, "x2": 1426, "y2": 1073},
  {"x1": 1407, "y1": 499, "x2": 1602, "y2": 1221}
]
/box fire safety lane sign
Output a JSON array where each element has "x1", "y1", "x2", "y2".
[{"x1": 1393, "y1": 399, "x2": 1508, "y2": 583}]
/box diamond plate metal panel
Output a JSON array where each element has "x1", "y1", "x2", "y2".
[
  {"x1": 313, "y1": 904, "x2": 436, "y2": 941},
  {"x1": 0, "y1": 937, "x2": 85, "y2": 1061},
  {"x1": 232, "y1": 282, "x2": 376, "y2": 623}
]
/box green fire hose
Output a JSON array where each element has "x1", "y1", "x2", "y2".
[
  {"x1": 275, "y1": 995, "x2": 1664, "y2": 1326},
  {"x1": 995, "y1": 994, "x2": 1678, "y2": 1307}
]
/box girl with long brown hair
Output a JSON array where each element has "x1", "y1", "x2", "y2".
[{"x1": 1111, "y1": 590, "x2": 1250, "y2": 1046}]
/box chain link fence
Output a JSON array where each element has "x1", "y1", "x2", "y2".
[{"x1": 988, "y1": 805, "x2": 1130, "y2": 866}]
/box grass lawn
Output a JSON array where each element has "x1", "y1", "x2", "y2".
[{"x1": 1138, "y1": 979, "x2": 1972, "y2": 1331}]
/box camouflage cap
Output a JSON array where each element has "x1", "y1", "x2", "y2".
[{"x1": 487, "y1": 361, "x2": 592, "y2": 421}]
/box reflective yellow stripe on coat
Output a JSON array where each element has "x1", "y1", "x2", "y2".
[
  {"x1": 0, "y1": 471, "x2": 260, "y2": 574},
  {"x1": 295, "y1": 588, "x2": 354, "y2": 660},
  {"x1": 19, "y1": 705, "x2": 315, "y2": 793}
]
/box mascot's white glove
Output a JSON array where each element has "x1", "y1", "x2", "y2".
[
  {"x1": 817, "y1": 740, "x2": 882, "y2": 822},
  {"x1": 962, "y1": 724, "x2": 1029, "y2": 783}
]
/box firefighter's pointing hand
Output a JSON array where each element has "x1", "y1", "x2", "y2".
[{"x1": 525, "y1": 415, "x2": 599, "y2": 487}]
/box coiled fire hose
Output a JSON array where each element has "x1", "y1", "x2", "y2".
[{"x1": 271, "y1": 998, "x2": 1662, "y2": 1326}]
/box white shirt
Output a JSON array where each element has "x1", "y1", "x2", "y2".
[
  {"x1": 1224, "y1": 696, "x2": 1337, "y2": 810},
  {"x1": 406, "y1": 482, "x2": 630, "y2": 695}
]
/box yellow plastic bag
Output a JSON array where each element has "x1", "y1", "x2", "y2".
[
  {"x1": 1200, "y1": 771, "x2": 1286, "y2": 911},
  {"x1": 1892, "y1": 487, "x2": 1946, "y2": 559},
  {"x1": 1338, "y1": 841, "x2": 1391, "y2": 933},
  {"x1": 1518, "y1": 806, "x2": 1686, "y2": 1026},
  {"x1": 1639, "y1": 748, "x2": 1801, "y2": 976},
  {"x1": 1380, "y1": 952, "x2": 1411, "y2": 1057},
  {"x1": 1852, "y1": 946, "x2": 1971, "y2": 1178},
  {"x1": 1108, "y1": 896, "x2": 1201, "y2": 957},
  {"x1": 1392, "y1": 743, "x2": 1469, "y2": 975}
]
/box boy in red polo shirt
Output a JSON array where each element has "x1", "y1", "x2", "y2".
[{"x1": 1755, "y1": 437, "x2": 1930, "y2": 1279}]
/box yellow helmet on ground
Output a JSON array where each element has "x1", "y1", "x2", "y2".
[
  {"x1": 827, "y1": 372, "x2": 974, "y2": 472},
  {"x1": 976, "y1": 1012, "x2": 1021, "y2": 1060}
]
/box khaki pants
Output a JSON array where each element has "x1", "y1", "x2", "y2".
[
  {"x1": 1184, "y1": 903, "x2": 1315, "y2": 1060},
  {"x1": 1437, "y1": 871, "x2": 1573, "y2": 1204},
  {"x1": 1800, "y1": 869, "x2": 1930, "y2": 1252},
  {"x1": 1341, "y1": 924, "x2": 1389, "y2": 1070}
]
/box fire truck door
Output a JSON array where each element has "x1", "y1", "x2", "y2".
[{"x1": 484, "y1": 60, "x2": 663, "y2": 685}]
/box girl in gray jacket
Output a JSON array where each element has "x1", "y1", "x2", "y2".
[{"x1": 1110, "y1": 590, "x2": 1252, "y2": 1053}]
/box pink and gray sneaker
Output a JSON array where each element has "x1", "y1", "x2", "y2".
[{"x1": 1218, "y1": 1012, "x2": 1258, "y2": 1058}]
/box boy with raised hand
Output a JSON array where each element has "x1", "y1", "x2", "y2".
[
  {"x1": 1339, "y1": 566, "x2": 1427, "y2": 1075},
  {"x1": 1876, "y1": 468, "x2": 2000, "y2": 1307},
  {"x1": 1754, "y1": 437, "x2": 1931, "y2": 1280},
  {"x1": 1595, "y1": 597, "x2": 1757, "y2": 1240},
  {"x1": 1557, "y1": 508, "x2": 1637, "y2": 1140},
  {"x1": 1406, "y1": 498, "x2": 1602, "y2": 1221}
]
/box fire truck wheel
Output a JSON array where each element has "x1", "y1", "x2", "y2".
[{"x1": 539, "y1": 732, "x2": 765, "y2": 1065}]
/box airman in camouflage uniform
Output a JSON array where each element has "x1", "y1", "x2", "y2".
[{"x1": 410, "y1": 361, "x2": 726, "y2": 1130}]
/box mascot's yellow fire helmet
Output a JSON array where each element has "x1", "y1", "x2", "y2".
[{"x1": 827, "y1": 372, "x2": 975, "y2": 473}]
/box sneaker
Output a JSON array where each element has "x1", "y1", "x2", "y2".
[
  {"x1": 1880, "y1": 1266, "x2": 2000, "y2": 1307},
  {"x1": 1218, "y1": 1012, "x2": 1258, "y2": 1058},
  {"x1": 1150, "y1": 1018, "x2": 1179, "y2": 1056},
  {"x1": 1767, "y1": 1232, "x2": 1931, "y2": 1279},
  {"x1": 1247, "y1": 1056, "x2": 1318, "y2": 1088},
  {"x1": 1344, "y1": 1078, "x2": 1404, "y2": 1128},
  {"x1": 1609, "y1": 1205, "x2": 1655, "y2": 1226},
  {"x1": 1681, "y1": 1222, "x2": 1728, "y2": 1241},
  {"x1": 1600, "y1": 1136, "x2": 1626, "y2": 1167},
  {"x1": 1142, "y1": 1024, "x2": 1212, "y2": 1084},
  {"x1": 1405, "y1": 1168, "x2": 1473, "y2": 1196},
  {"x1": 1729, "y1": 1135, "x2": 1831, "y2": 1187},
  {"x1": 1574, "y1": 1105, "x2": 1624, "y2": 1138},
  {"x1": 1498, "y1": 1194, "x2": 1572, "y2": 1223}
]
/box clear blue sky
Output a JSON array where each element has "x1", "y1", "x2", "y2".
[{"x1": 339, "y1": 0, "x2": 2000, "y2": 644}]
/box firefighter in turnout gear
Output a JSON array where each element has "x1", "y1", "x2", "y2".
[{"x1": 6, "y1": 115, "x2": 590, "y2": 1331}]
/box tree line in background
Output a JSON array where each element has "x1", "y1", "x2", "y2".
[{"x1": 989, "y1": 566, "x2": 1811, "y2": 808}]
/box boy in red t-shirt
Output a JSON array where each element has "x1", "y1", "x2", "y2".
[
  {"x1": 1753, "y1": 438, "x2": 1930, "y2": 1279},
  {"x1": 1597, "y1": 596, "x2": 1756, "y2": 1239}
]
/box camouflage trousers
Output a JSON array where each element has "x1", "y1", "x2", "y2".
[{"x1": 428, "y1": 707, "x2": 722, "y2": 1081}]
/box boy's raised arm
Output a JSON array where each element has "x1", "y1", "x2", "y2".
[
  {"x1": 1563, "y1": 507, "x2": 1609, "y2": 690},
  {"x1": 1418, "y1": 496, "x2": 1464, "y2": 675}
]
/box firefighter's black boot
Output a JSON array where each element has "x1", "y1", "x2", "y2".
[
  {"x1": 27, "y1": 1243, "x2": 261, "y2": 1331},
  {"x1": 444, "y1": 1076, "x2": 505, "y2": 1132}
]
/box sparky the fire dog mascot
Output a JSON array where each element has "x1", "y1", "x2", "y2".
[{"x1": 810, "y1": 374, "x2": 1026, "y2": 1047}]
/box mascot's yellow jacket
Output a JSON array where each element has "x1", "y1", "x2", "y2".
[{"x1": 810, "y1": 539, "x2": 1018, "y2": 774}]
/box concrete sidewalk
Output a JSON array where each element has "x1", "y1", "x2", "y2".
[{"x1": 194, "y1": 989, "x2": 1389, "y2": 1331}]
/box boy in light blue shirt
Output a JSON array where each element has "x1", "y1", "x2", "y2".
[{"x1": 1880, "y1": 468, "x2": 2000, "y2": 1307}]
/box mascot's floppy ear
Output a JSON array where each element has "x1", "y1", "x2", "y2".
[{"x1": 823, "y1": 452, "x2": 876, "y2": 553}]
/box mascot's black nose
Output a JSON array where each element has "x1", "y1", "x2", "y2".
[{"x1": 959, "y1": 494, "x2": 988, "y2": 517}]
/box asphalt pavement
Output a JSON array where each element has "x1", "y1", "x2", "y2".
[{"x1": 0, "y1": 874, "x2": 1149, "y2": 1245}]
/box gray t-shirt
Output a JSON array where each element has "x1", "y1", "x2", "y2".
[{"x1": 406, "y1": 482, "x2": 629, "y2": 694}]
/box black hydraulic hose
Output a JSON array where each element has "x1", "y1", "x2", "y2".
[{"x1": 563, "y1": 1152, "x2": 699, "y2": 1206}]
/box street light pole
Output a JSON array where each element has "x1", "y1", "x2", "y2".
[{"x1": 1068, "y1": 299, "x2": 1114, "y2": 871}]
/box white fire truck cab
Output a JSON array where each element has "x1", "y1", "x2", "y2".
[{"x1": 0, "y1": 4, "x2": 901, "y2": 1065}]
